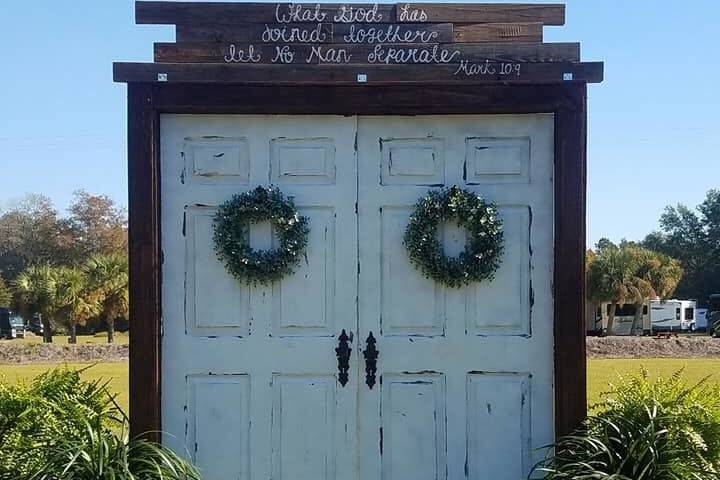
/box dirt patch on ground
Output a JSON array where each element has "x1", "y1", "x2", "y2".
[
  {"x1": 588, "y1": 336, "x2": 720, "y2": 358},
  {"x1": 3, "y1": 336, "x2": 719, "y2": 363},
  {"x1": 0, "y1": 342, "x2": 128, "y2": 364}
]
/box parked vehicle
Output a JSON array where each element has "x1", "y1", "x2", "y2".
[
  {"x1": 27, "y1": 313, "x2": 44, "y2": 336},
  {"x1": 0, "y1": 308, "x2": 26, "y2": 339},
  {"x1": 588, "y1": 301, "x2": 651, "y2": 336},
  {"x1": 587, "y1": 299, "x2": 698, "y2": 335},
  {"x1": 697, "y1": 308, "x2": 708, "y2": 331},
  {"x1": 650, "y1": 299, "x2": 696, "y2": 332},
  {"x1": 9, "y1": 315, "x2": 25, "y2": 339}
]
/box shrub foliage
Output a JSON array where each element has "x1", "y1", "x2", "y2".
[
  {"x1": 0, "y1": 367, "x2": 200, "y2": 480},
  {"x1": 534, "y1": 368, "x2": 720, "y2": 479}
]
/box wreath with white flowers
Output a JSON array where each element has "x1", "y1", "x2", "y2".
[
  {"x1": 403, "y1": 186, "x2": 504, "y2": 288},
  {"x1": 213, "y1": 186, "x2": 309, "y2": 285}
]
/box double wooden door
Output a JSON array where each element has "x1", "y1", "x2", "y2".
[{"x1": 160, "y1": 114, "x2": 555, "y2": 480}]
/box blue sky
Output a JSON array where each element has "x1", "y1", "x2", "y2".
[{"x1": 1, "y1": 1, "x2": 718, "y2": 246}]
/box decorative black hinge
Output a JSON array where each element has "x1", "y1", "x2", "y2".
[
  {"x1": 335, "y1": 329, "x2": 351, "y2": 387},
  {"x1": 363, "y1": 331, "x2": 379, "y2": 389}
]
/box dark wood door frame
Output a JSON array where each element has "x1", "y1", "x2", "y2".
[{"x1": 126, "y1": 82, "x2": 588, "y2": 442}]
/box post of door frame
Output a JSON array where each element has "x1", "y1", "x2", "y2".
[
  {"x1": 126, "y1": 82, "x2": 589, "y2": 441},
  {"x1": 128, "y1": 83, "x2": 162, "y2": 442}
]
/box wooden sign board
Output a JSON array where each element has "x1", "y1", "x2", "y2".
[{"x1": 115, "y1": 1, "x2": 602, "y2": 85}]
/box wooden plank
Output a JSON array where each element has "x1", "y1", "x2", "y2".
[
  {"x1": 176, "y1": 23, "x2": 334, "y2": 43},
  {"x1": 154, "y1": 42, "x2": 580, "y2": 64},
  {"x1": 113, "y1": 61, "x2": 603, "y2": 84},
  {"x1": 149, "y1": 84, "x2": 578, "y2": 114},
  {"x1": 397, "y1": 3, "x2": 565, "y2": 25},
  {"x1": 136, "y1": 2, "x2": 564, "y2": 26},
  {"x1": 137, "y1": 1, "x2": 396, "y2": 24},
  {"x1": 127, "y1": 83, "x2": 162, "y2": 441},
  {"x1": 176, "y1": 22, "x2": 454, "y2": 44},
  {"x1": 453, "y1": 22, "x2": 542, "y2": 43},
  {"x1": 554, "y1": 83, "x2": 588, "y2": 436}
]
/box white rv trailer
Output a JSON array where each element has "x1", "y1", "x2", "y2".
[
  {"x1": 587, "y1": 301, "x2": 651, "y2": 336},
  {"x1": 587, "y1": 299, "x2": 698, "y2": 335},
  {"x1": 650, "y1": 299, "x2": 697, "y2": 331}
]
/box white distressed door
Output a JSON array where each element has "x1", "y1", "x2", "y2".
[
  {"x1": 161, "y1": 113, "x2": 555, "y2": 480},
  {"x1": 160, "y1": 115, "x2": 358, "y2": 480},
  {"x1": 356, "y1": 115, "x2": 555, "y2": 480}
]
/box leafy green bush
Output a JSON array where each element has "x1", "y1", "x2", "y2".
[
  {"x1": 533, "y1": 369, "x2": 720, "y2": 479},
  {"x1": 0, "y1": 366, "x2": 200, "y2": 480},
  {"x1": 30, "y1": 416, "x2": 200, "y2": 480},
  {"x1": 0, "y1": 366, "x2": 114, "y2": 478}
]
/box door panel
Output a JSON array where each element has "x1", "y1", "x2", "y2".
[
  {"x1": 466, "y1": 373, "x2": 531, "y2": 480},
  {"x1": 186, "y1": 375, "x2": 251, "y2": 480},
  {"x1": 184, "y1": 205, "x2": 250, "y2": 336},
  {"x1": 380, "y1": 206, "x2": 445, "y2": 337},
  {"x1": 271, "y1": 374, "x2": 339, "y2": 480},
  {"x1": 466, "y1": 205, "x2": 531, "y2": 336},
  {"x1": 381, "y1": 373, "x2": 447, "y2": 480},
  {"x1": 161, "y1": 115, "x2": 358, "y2": 480},
  {"x1": 357, "y1": 115, "x2": 555, "y2": 480},
  {"x1": 271, "y1": 206, "x2": 337, "y2": 337}
]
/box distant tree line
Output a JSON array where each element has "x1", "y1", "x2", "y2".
[
  {"x1": 0, "y1": 191, "x2": 128, "y2": 343},
  {"x1": 642, "y1": 189, "x2": 720, "y2": 307},
  {"x1": 587, "y1": 189, "x2": 719, "y2": 335}
]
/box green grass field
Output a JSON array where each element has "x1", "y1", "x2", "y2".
[
  {"x1": 0, "y1": 358, "x2": 718, "y2": 418},
  {"x1": 0, "y1": 362, "x2": 130, "y2": 413},
  {"x1": 587, "y1": 358, "x2": 719, "y2": 407}
]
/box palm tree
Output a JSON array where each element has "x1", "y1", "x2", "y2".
[
  {"x1": 641, "y1": 250, "x2": 683, "y2": 299},
  {"x1": 587, "y1": 241, "x2": 647, "y2": 335},
  {"x1": 14, "y1": 265, "x2": 57, "y2": 343},
  {"x1": 53, "y1": 267, "x2": 100, "y2": 344},
  {"x1": 624, "y1": 245, "x2": 657, "y2": 335},
  {"x1": 84, "y1": 254, "x2": 128, "y2": 343},
  {"x1": 588, "y1": 240, "x2": 684, "y2": 336},
  {"x1": 629, "y1": 248, "x2": 683, "y2": 334}
]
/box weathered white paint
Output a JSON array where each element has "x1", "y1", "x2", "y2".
[
  {"x1": 356, "y1": 116, "x2": 554, "y2": 480},
  {"x1": 161, "y1": 115, "x2": 358, "y2": 480},
  {"x1": 160, "y1": 114, "x2": 554, "y2": 480}
]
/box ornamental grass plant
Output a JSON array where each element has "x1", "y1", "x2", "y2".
[
  {"x1": 0, "y1": 366, "x2": 201, "y2": 480},
  {"x1": 533, "y1": 368, "x2": 720, "y2": 479}
]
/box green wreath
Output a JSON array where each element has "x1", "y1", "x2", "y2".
[
  {"x1": 403, "y1": 186, "x2": 504, "y2": 288},
  {"x1": 213, "y1": 186, "x2": 309, "y2": 285}
]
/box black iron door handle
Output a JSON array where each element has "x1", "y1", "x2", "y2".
[
  {"x1": 336, "y1": 329, "x2": 351, "y2": 387},
  {"x1": 363, "y1": 332, "x2": 379, "y2": 389}
]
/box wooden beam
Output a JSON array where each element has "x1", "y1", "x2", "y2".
[
  {"x1": 127, "y1": 83, "x2": 162, "y2": 441},
  {"x1": 137, "y1": 1, "x2": 396, "y2": 24},
  {"x1": 397, "y1": 3, "x2": 565, "y2": 25},
  {"x1": 148, "y1": 83, "x2": 580, "y2": 115},
  {"x1": 113, "y1": 61, "x2": 603, "y2": 84},
  {"x1": 154, "y1": 42, "x2": 580, "y2": 64},
  {"x1": 453, "y1": 22, "x2": 542, "y2": 43},
  {"x1": 554, "y1": 83, "x2": 588, "y2": 436},
  {"x1": 136, "y1": 2, "x2": 564, "y2": 26}
]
